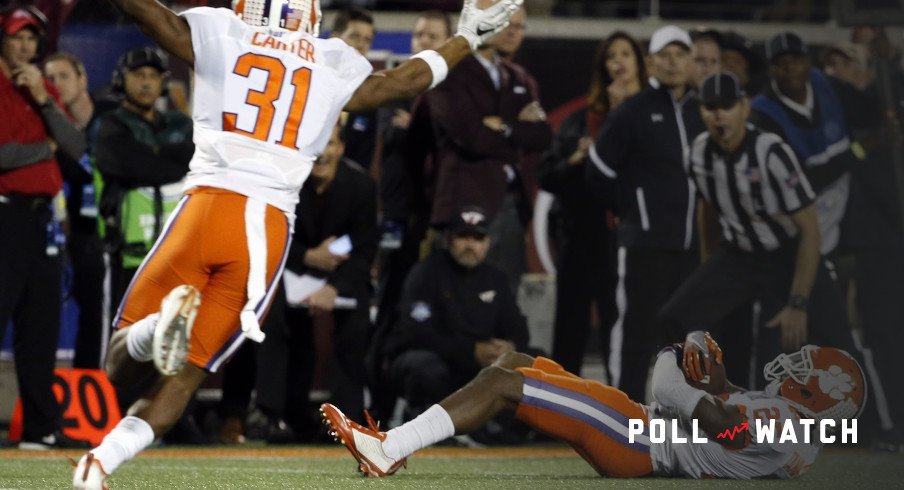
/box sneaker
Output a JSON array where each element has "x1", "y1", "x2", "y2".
[
  {"x1": 319, "y1": 403, "x2": 406, "y2": 477},
  {"x1": 18, "y1": 430, "x2": 90, "y2": 450},
  {"x1": 153, "y1": 285, "x2": 200, "y2": 376},
  {"x1": 71, "y1": 453, "x2": 108, "y2": 490}
]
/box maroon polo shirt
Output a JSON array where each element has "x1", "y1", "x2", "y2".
[{"x1": 0, "y1": 69, "x2": 63, "y2": 196}]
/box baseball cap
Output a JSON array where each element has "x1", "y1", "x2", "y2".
[
  {"x1": 766, "y1": 32, "x2": 808, "y2": 62},
  {"x1": 823, "y1": 42, "x2": 866, "y2": 67},
  {"x1": 1, "y1": 7, "x2": 46, "y2": 36},
  {"x1": 701, "y1": 72, "x2": 745, "y2": 108},
  {"x1": 449, "y1": 206, "x2": 489, "y2": 237},
  {"x1": 649, "y1": 25, "x2": 692, "y2": 55}
]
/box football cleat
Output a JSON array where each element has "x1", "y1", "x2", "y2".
[
  {"x1": 152, "y1": 285, "x2": 201, "y2": 376},
  {"x1": 319, "y1": 403, "x2": 406, "y2": 477},
  {"x1": 71, "y1": 453, "x2": 109, "y2": 490}
]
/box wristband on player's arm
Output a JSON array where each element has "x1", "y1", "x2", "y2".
[
  {"x1": 411, "y1": 50, "x2": 448, "y2": 90},
  {"x1": 651, "y1": 350, "x2": 707, "y2": 419}
]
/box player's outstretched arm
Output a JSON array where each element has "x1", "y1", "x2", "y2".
[
  {"x1": 106, "y1": 0, "x2": 194, "y2": 66},
  {"x1": 345, "y1": 0, "x2": 523, "y2": 113}
]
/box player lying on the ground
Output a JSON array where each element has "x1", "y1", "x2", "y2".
[{"x1": 322, "y1": 332, "x2": 866, "y2": 479}]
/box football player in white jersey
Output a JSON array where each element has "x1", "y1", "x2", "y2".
[
  {"x1": 72, "y1": 1, "x2": 523, "y2": 488},
  {"x1": 322, "y1": 332, "x2": 866, "y2": 479}
]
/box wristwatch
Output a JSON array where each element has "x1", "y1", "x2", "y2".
[{"x1": 788, "y1": 294, "x2": 809, "y2": 311}]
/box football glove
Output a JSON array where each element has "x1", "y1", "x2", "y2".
[{"x1": 456, "y1": 0, "x2": 524, "y2": 51}]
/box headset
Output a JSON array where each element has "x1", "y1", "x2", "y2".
[{"x1": 110, "y1": 46, "x2": 170, "y2": 97}]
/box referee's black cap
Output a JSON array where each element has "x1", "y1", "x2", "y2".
[
  {"x1": 766, "y1": 32, "x2": 808, "y2": 63},
  {"x1": 701, "y1": 72, "x2": 746, "y2": 108}
]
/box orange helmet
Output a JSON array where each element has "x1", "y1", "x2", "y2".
[
  {"x1": 232, "y1": 0, "x2": 322, "y2": 37},
  {"x1": 764, "y1": 345, "x2": 866, "y2": 422}
]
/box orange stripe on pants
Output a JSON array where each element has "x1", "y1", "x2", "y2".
[
  {"x1": 116, "y1": 187, "x2": 290, "y2": 371},
  {"x1": 515, "y1": 357, "x2": 653, "y2": 477}
]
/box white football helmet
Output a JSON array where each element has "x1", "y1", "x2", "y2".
[
  {"x1": 764, "y1": 345, "x2": 867, "y2": 423},
  {"x1": 232, "y1": 0, "x2": 322, "y2": 37}
]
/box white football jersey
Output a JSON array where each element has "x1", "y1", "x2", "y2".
[
  {"x1": 180, "y1": 7, "x2": 373, "y2": 214},
  {"x1": 649, "y1": 391, "x2": 820, "y2": 479}
]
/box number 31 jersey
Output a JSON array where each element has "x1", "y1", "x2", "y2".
[{"x1": 180, "y1": 7, "x2": 373, "y2": 214}]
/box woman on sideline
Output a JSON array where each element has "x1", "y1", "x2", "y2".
[{"x1": 538, "y1": 31, "x2": 647, "y2": 376}]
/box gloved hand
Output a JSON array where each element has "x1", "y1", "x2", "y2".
[
  {"x1": 456, "y1": 0, "x2": 524, "y2": 51},
  {"x1": 682, "y1": 331, "x2": 723, "y2": 382}
]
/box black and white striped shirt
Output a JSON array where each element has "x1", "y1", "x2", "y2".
[{"x1": 687, "y1": 125, "x2": 816, "y2": 252}]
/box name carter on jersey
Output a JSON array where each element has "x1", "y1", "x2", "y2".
[{"x1": 250, "y1": 32, "x2": 316, "y2": 63}]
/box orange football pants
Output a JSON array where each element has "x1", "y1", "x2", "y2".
[
  {"x1": 114, "y1": 187, "x2": 290, "y2": 372},
  {"x1": 515, "y1": 357, "x2": 653, "y2": 477}
]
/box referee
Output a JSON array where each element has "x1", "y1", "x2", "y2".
[{"x1": 661, "y1": 73, "x2": 854, "y2": 357}]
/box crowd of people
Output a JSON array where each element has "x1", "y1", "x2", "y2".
[{"x1": 1, "y1": 0, "x2": 903, "y2": 467}]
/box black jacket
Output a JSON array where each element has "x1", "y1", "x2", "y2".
[
  {"x1": 588, "y1": 83, "x2": 704, "y2": 250},
  {"x1": 385, "y1": 250, "x2": 529, "y2": 374},
  {"x1": 539, "y1": 105, "x2": 611, "y2": 252},
  {"x1": 285, "y1": 158, "x2": 378, "y2": 302}
]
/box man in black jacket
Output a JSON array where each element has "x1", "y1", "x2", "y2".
[
  {"x1": 382, "y1": 206, "x2": 529, "y2": 418},
  {"x1": 255, "y1": 120, "x2": 379, "y2": 440},
  {"x1": 94, "y1": 47, "x2": 193, "y2": 305},
  {"x1": 587, "y1": 26, "x2": 704, "y2": 402}
]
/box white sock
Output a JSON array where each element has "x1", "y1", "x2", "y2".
[
  {"x1": 125, "y1": 313, "x2": 159, "y2": 362},
  {"x1": 382, "y1": 404, "x2": 455, "y2": 460},
  {"x1": 90, "y1": 416, "x2": 155, "y2": 475}
]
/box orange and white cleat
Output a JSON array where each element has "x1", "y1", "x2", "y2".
[
  {"x1": 71, "y1": 453, "x2": 108, "y2": 490},
  {"x1": 153, "y1": 285, "x2": 201, "y2": 376},
  {"x1": 320, "y1": 403, "x2": 406, "y2": 477}
]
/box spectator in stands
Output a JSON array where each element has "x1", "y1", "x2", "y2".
[
  {"x1": 255, "y1": 120, "x2": 378, "y2": 442},
  {"x1": 331, "y1": 6, "x2": 377, "y2": 169},
  {"x1": 586, "y1": 26, "x2": 704, "y2": 402},
  {"x1": 539, "y1": 31, "x2": 645, "y2": 376},
  {"x1": 380, "y1": 205, "x2": 529, "y2": 419},
  {"x1": 425, "y1": 6, "x2": 551, "y2": 293},
  {"x1": 44, "y1": 52, "x2": 109, "y2": 369},
  {"x1": 690, "y1": 28, "x2": 721, "y2": 89},
  {"x1": 0, "y1": 6, "x2": 88, "y2": 449}
]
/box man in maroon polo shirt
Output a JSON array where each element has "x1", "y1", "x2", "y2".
[{"x1": 0, "y1": 6, "x2": 87, "y2": 449}]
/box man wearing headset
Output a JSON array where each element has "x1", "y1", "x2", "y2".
[{"x1": 94, "y1": 47, "x2": 194, "y2": 308}]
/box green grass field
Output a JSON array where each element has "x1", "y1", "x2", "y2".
[{"x1": 2, "y1": 445, "x2": 902, "y2": 489}]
